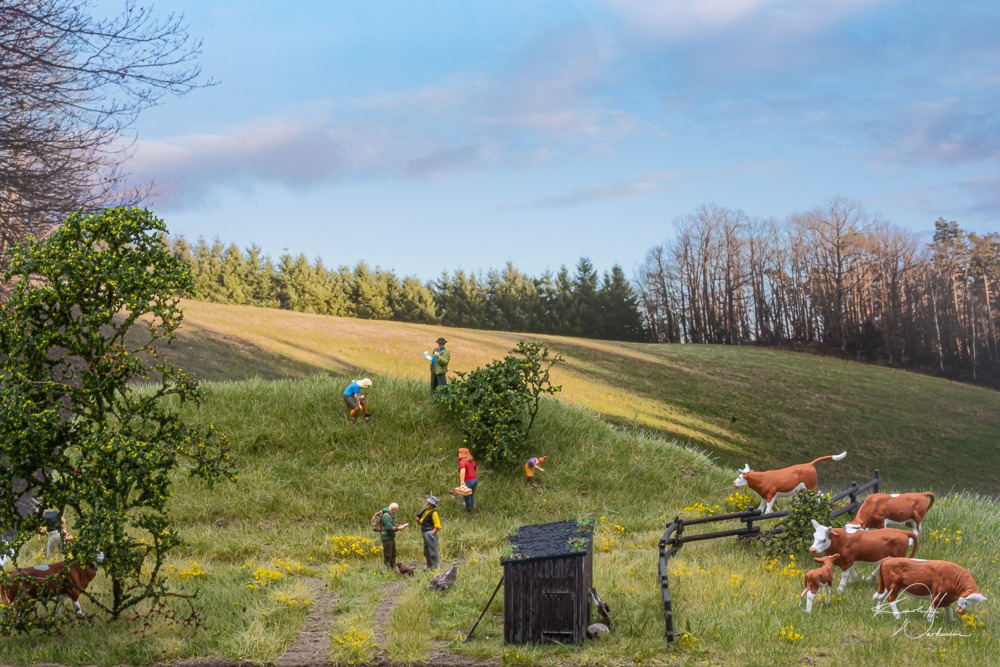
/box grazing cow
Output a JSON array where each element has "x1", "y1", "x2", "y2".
[
  {"x1": 847, "y1": 492, "x2": 935, "y2": 535},
  {"x1": 874, "y1": 557, "x2": 986, "y2": 622},
  {"x1": 809, "y1": 520, "x2": 917, "y2": 592},
  {"x1": 733, "y1": 452, "x2": 847, "y2": 513},
  {"x1": 0, "y1": 558, "x2": 101, "y2": 617},
  {"x1": 799, "y1": 553, "x2": 840, "y2": 613}
]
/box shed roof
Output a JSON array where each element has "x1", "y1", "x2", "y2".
[{"x1": 501, "y1": 519, "x2": 594, "y2": 563}]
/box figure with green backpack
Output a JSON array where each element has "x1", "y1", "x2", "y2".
[{"x1": 372, "y1": 502, "x2": 407, "y2": 569}]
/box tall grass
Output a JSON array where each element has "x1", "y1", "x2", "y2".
[{"x1": 0, "y1": 376, "x2": 995, "y2": 666}]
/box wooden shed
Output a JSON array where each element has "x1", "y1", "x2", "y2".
[{"x1": 500, "y1": 519, "x2": 594, "y2": 644}]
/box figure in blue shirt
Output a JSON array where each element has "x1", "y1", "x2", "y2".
[{"x1": 343, "y1": 377, "x2": 373, "y2": 423}]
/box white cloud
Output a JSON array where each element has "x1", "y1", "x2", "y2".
[{"x1": 510, "y1": 171, "x2": 680, "y2": 209}]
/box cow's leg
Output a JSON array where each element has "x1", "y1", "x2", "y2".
[
  {"x1": 867, "y1": 563, "x2": 881, "y2": 581},
  {"x1": 838, "y1": 565, "x2": 856, "y2": 592},
  {"x1": 805, "y1": 591, "x2": 815, "y2": 613},
  {"x1": 73, "y1": 600, "x2": 84, "y2": 617},
  {"x1": 889, "y1": 600, "x2": 902, "y2": 620},
  {"x1": 822, "y1": 582, "x2": 831, "y2": 604},
  {"x1": 764, "y1": 498, "x2": 775, "y2": 514}
]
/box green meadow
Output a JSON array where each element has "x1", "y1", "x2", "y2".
[{"x1": 1, "y1": 302, "x2": 998, "y2": 666}]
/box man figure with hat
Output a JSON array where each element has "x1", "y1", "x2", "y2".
[
  {"x1": 429, "y1": 337, "x2": 450, "y2": 393},
  {"x1": 416, "y1": 496, "x2": 442, "y2": 569}
]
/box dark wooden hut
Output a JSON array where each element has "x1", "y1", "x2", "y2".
[{"x1": 500, "y1": 519, "x2": 594, "y2": 644}]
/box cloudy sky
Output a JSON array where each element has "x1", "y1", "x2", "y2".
[{"x1": 113, "y1": 0, "x2": 1000, "y2": 280}]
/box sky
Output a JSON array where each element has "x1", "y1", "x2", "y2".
[{"x1": 104, "y1": 0, "x2": 1000, "y2": 281}]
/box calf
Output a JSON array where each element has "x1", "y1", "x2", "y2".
[
  {"x1": 847, "y1": 492, "x2": 935, "y2": 535},
  {"x1": 874, "y1": 557, "x2": 986, "y2": 622},
  {"x1": 809, "y1": 520, "x2": 917, "y2": 592},
  {"x1": 799, "y1": 553, "x2": 840, "y2": 613},
  {"x1": 0, "y1": 559, "x2": 100, "y2": 617},
  {"x1": 733, "y1": 452, "x2": 847, "y2": 513}
]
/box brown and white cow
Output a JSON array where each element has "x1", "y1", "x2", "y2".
[
  {"x1": 847, "y1": 492, "x2": 935, "y2": 535},
  {"x1": 809, "y1": 520, "x2": 917, "y2": 592},
  {"x1": 799, "y1": 553, "x2": 840, "y2": 613},
  {"x1": 0, "y1": 557, "x2": 102, "y2": 617},
  {"x1": 874, "y1": 557, "x2": 986, "y2": 622},
  {"x1": 733, "y1": 452, "x2": 847, "y2": 513}
]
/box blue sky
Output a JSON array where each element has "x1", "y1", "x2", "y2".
[{"x1": 110, "y1": 0, "x2": 1000, "y2": 280}]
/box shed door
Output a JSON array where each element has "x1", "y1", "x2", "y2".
[{"x1": 540, "y1": 577, "x2": 575, "y2": 639}]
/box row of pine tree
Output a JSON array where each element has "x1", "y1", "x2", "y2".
[{"x1": 169, "y1": 237, "x2": 649, "y2": 342}]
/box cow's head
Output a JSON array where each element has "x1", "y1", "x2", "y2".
[
  {"x1": 808, "y1": 519, "x2": 832, "y2": 553},
  {"x1": 813, "y1": 552, "x2": 840, "y2": 565},
  {"x1": 732, "y1": 464, "x2": 751, "y2": 488},
  {"x1": 956, "y1": 593, "x2": 987, "y2": 615}
]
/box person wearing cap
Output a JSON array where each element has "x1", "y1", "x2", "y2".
[
  {"x1": 37, "y1": 508, "x2": 72, "y2": 559},
  {"x1": 343, "y1": 377, "x2": 373, "y2": 423},
  {"x1": 379, "y1": 502, "x2": 406, "y2": 569},
  {"x1": 416, "y1": 496, "x2": 442, "y2": 569},
  {"x1": 429, "y1": 337, "x2": 450, "y2": 392}
]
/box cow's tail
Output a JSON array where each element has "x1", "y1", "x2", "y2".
[
  {"x1": 926, "y1": 492, "x2": 936, "y2": 509},
  {"x1": 809, "y1": 451, "x2": 848, "y2": 466},
  {"x1": 906, "y1": 531, "x2": 919, "y2": 558}
]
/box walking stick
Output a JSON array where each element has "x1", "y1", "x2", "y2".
[{"x1": 464, "y1": 576, "x2": 503, "y2": 642}]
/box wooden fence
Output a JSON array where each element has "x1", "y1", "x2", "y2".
[{"x1": 657, "y1": 470, "x2": 881, "y2": 641}]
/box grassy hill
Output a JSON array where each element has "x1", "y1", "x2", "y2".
[
  {"x1": 1, "y1": 376, "x2": 995, "y2": 666},
  {"x1": 167, "y1": 299, "x2": 1000, "y2": 496}
]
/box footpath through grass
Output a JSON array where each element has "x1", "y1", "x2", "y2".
[{"x1": 0, "y1": 376, "x2": 995, "y2": 666}]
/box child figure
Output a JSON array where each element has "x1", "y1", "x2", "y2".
[
  {"x1": 524, "y1": 456, "x2": 548, "y2": 488},
  {"x1": 343, "y1": 378, "x2": 373, "y2": 423}
]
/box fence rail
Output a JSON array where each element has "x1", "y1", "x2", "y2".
[{"x1": 658, "y1": 470, "x2": 881, "y2": 642}]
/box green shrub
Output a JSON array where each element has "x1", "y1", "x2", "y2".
[
  {"x1": 758, "y1": 491, "x2": 834, "y2": 558},
  {"x1": 435, "y1": 340, "x2": 562, "y2": 465}
]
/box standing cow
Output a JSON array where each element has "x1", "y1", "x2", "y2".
[
  {"x1": 847, "y1": 492, "x2": 935, "y2": 535},
  {"x1": 874, "y1": 557, "x2": 986, "y2": 622},
  {"x1": 0, "y1": 557, "x2": 102, "y2": 617},
  {"x1": 808, "y1": 520, "x2": 917, "y2": 592},
  {"x1": 733, "y1": 452, "x2": 847, "y2": 514}
]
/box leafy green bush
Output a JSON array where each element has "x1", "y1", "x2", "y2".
[
  {"x1": 758, "y1": 490, "x2": 834, "y2": 558},
  {"x1": 435, "y1": 340, "x2": 562, "y2": 465},
  {"x1": 0, "y1": 208, "x2": 236, "y2": 631}
]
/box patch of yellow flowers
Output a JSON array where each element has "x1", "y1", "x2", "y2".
[
  {"x1": 269, "y1": 590, "x2": 311, "y2": 608},
  {"x1": 777, "y1": 625, "x2": 804, "y2": 641},
  {"x1": 762, "y1": 555, "x2": 802, "y2": 578},
  {"x1": 245, "y1": 557, "x2": 308, "y2": 589},
  {"x1": 327, "y1": 535, "x2": 381, "y2": 559},
  {"x1": 165, "y1": 560, "x2": 206, "y2": 579}
]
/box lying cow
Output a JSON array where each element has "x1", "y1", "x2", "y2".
[
  {"x1": 874, "y1": 557, "x2": 986, "y2": 622},
  {"x1": 809, "y1": 520, "x2": 917, "y2": 592},
  {"x1": 847, "y1": 492, "x2": 935, "y2": 535},
  {"x1": 0, "y1": 557, "x2": 102, "y2": 617},
  {"x1": 733, "y1": 452, "x2": 847, "y2": 513},
  {"x1": 799, "y1": 553, "x2": 840, "y2": 613}
]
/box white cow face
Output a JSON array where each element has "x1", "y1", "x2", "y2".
[
  {"x1": 732, "y1": 464, "x2": 750, "y2": 488},
  {"x1": 957, "y1": 593, "x2": 987, "y2": 615},
  {"x1": 808, "y1": 519, "x2": 832, "y2": 553}
]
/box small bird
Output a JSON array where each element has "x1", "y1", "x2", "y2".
[
  {"x1": 428, "y1": 564, "x2": 458, "y2": 590},
  {"x1": 396, "y1": 562, "x2": 415, "y2": 576}
]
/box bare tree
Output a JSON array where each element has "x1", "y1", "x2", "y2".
[{"x1": 0, "y1": 0, "x2": 209, "y2": 253}]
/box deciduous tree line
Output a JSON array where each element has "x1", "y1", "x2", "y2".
[
  {"x1": 168, "y1": 237, "x2": 649, "y2": 342},
  {"x1": 636, "y1": 198, "x2": 1000, "y2": 385}
]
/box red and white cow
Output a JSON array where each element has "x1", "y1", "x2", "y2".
[
  {"x1": 799, "y1": 553, "x2": 840, "y2": 613},
  {"x1": 0, "y1": 557, "x2": 102, "y2": 617},
  {"x1": 846, "y1": 492, "x2": 935, "y2": 535},
  {"x1": 733, "y1": 452, "x2": 847, "y2": 513},
  {"x1": 809, "y1": 520, "x2": 917, "y2": 592},
  {"x1": 874, "y1": 557, "x2": 986, "y2": 622}
]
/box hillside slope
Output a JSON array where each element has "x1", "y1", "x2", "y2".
[
  {"x1": 3, "y1": 376, "x2": 995, "y2": 667},
  {"x1": 169, "y1": 300, "x2": 1000, "y2": 496}
]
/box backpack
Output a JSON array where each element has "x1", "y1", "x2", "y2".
[{"x1": 370, "y1": 509, "x2": 385, "y2": 532}]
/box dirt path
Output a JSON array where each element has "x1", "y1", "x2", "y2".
[{"x1": 274, "y1": 576, "x2": 336, "y2": 667}]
